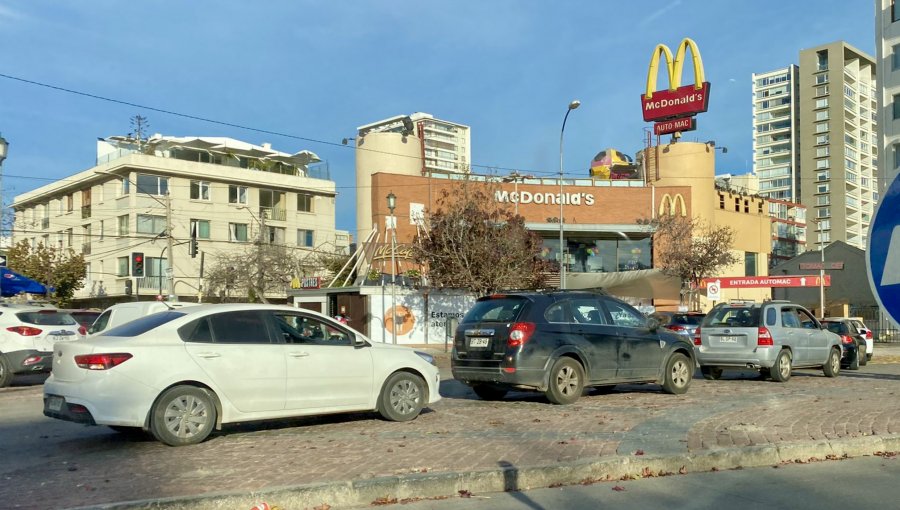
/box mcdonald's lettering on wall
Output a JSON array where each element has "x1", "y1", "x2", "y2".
[{"x1": 640, "y1": 38, "x2": 711, "y2": 122}]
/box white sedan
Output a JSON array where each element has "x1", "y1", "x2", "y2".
[{"x1": 43, "y1": 303, "x2": 441, "y2": 446}]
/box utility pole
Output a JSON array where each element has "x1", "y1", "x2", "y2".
[
  {"x1": 166, "y1": 191, "x2": 175, "y2": 300},
  {"x1": 257, "y1": 209, "x2": 267, "y2": 302}
]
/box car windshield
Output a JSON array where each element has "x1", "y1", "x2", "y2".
[
  {"x1": 824, "y1": 322, "x2": 848, "y2": 335},
  {"x1": 673, "y1": 314, "x2": 703, "y2": 325},
  {"x1": 16, "y1": 311, "x2": 77, "y2": 326},
  {"x1": 100, "y1": 311, "x2": 186, "y2": 337},
  {"x1": 463, "y1": 297, "x2": 528, "y2": 323},
  {"x1": 701, "y1": 306, "x2": 760, "y2": 327}
]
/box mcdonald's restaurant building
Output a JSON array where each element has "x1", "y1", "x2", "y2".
[{"x1": 363, "y1": 136, "x2": 772, "y2": 312}]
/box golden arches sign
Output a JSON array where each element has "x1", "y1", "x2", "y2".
[
  {"x1": 659, "y1": 193, "x2": 687, "y2": 217},
  {"x1": 645, "y1": 37, "x2": 706, "y2": 99}
]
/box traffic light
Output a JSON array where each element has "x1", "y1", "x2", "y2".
[
  {"x1": 188, "y1": 223, "x2": 199, "y2": 258},
  {"x1": 131, "y1": 252, "x2": 145, "y2": 277}
]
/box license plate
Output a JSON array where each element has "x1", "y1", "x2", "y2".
[
  {"x1": 718, "y1": 336, "x2": 739, "y2": 344},
  {"x1": 469, "y1": 337, "x2": 490, "y2": 348},
  {"x1": 47, "y1": 396, "x2": 64, "y2": 412}
]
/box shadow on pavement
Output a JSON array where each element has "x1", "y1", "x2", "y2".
[{"x1": 499, "y1": 460, "x2": 546, "y2": 510}]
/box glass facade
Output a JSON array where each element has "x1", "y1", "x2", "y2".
[{"x1": 541, "y1": 235, "x2": 652, "y2": 274}]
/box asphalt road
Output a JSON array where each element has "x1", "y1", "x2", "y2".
[{"x1": 385, "y1": 454, "x2": 900, "y2": 510}]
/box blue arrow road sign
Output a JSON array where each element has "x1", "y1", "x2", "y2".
[{"x1": 868, "y1": 171, "x2": 900, "y2": 327}]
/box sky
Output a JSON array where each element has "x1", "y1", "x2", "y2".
[{"x1": 0, "y1": 0, "x2": 876, "y2": 234}]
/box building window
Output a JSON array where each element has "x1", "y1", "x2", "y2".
[
  {"x1": 893, "y1": 144, "x2": 900, "y2": 169},
  {"x1": 816, "y1": 195, "x2": 830, "y2": 206},
  {"x1": 229, "y1": 185, "x2": 248, "y2": 204},
  {"x1": 120, "y1": 178, "x2": 130, "y2": 196},
  {"x1": 815, "y1": 110, "x2": 829, "y2": 121},
  {"x1": 117, "y1": 256, "x2": 129, "y2": 277},
  {"x1": 266, "y1": 226, "x2": 286, "y2": 244},
  {"x1": 136, "y1": 174, "x2": 169, "y2": 196},
  {"x1": 190, "y1": 180, "x2": 210, "y2": 200},
  {"x1": 815, "y1": 134, "x2": 829, "y2": 145},
  {"x1": 815, "y1": 98, "x2": 828, "y2": 109},
  {"x1": 817, "y1": 170, "x2": 830, "y2": 181},
  {"x1": 815, "y1": 147, "x2": 829, "y2": 158},
  {"x1": 191, "y1": 219, "x2": 211, "y2": 239},
  {"x1": 894, "y1": 0, "x2": 900, "y2": 22},
  {"x1": 297, "y1": 193, "x2": 313, "y2": 212},
  {"x1": 817, "y1": 184, "x2": 829, "y2": 194},
  {"x1": 817, "y1": 207, "x2": 830, "y2": 218},
  {"x1": 99, "y1": 220, "x2": 104, "y2": 241},
  {"x1": 815, "y1": 74, "x2": 828, "y2": 85},
  {"x1": 745, "y1": 252, "x2": 758, "y2": 277},
  {"x1": 229, "y1": 223, "x2": 249, "y2": 242},
  {"x1": 816, "y1": 50, "x2": 828, "y2": 71},
  {"x1": 297, "y1": 229, "x2": 314, "y2": 247},
  {"x1": 816, "y1": 159, "x2": 830, "y2": 170},
  {"x1": 117, "y1": 214, "x2": 129, "y2": 235},
  {"x1": 719, "y1": 194, "x2": 725, "y2": 210},
  {"x1": 66, "y1": 194, "x2": 73, "y2": 213},
  {"x1": 137, "y1": 214, "x2": 166, "y2": 235},
  {"x1": 817, "y1": 219, "x2": 831, "y2": 230},
  {"x1": 894, "y1": 94, "x2": 900, "y2": 120},
  {"x1": 815, "y1": 122, "x2": 829, "y2": 133}
]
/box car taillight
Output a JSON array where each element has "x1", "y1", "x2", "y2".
[
  {"x1": 74, "y1": 353, "x2": 132, "y2": 370},
  {"x1": 666, "y1": 325, "x2": 686, "y2": 331},
  {"x1": 866, "y1": 331, "x2": 873, "y2": 340},
  {"x1": 693, "y1": 327, "x2": 701, "y2": 346},
  {"x1": 7, "y1": 326, "x2": 42, "y2": 336},
  {"x1": 508, "y1": 322, "x2": 536, "y2": 348},
  {"x1": 840, "y1": 335, "x2": 854, "y2": 345},
  {"x1": 77, "y1": 326, "x2": 87, "y2": 336},
  {"x1": 757, "y1": 327, "x2": 774, "y2": 346}
]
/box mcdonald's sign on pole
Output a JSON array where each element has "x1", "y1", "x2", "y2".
[{"x1": 641, "y1": 38, "x2": 711, "y2": 123}]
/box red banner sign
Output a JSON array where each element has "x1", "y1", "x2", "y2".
[
  {"x1": 699, "y1": 275, "x2": 831, "y2": 288},
  {"x1": 654, "y1": 117, "x2": 696, "y2": 136},
  {"x1": 642, "y1": 82, "x2": 711, "y2": 122}
]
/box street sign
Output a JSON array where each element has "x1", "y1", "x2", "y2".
[
  {"x1": 799, "y1": 262, "x2": 844, "y2": 270},
  {"x1": 867, "y1": 171, "x2": 900, "y2": 327},
  {"x1": 706, "y1": 280, "x2": 721, "y2": 300},
  {"x1": 699, "y1": 276, "x2": 830, "y2": 288},
  {"x1": 0, "y1": 255, "x2": 6, "y2": 267}
]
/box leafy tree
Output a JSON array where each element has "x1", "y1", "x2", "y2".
[
  {"x1": 6, "y1": 241, "x2": 86, "y2": 305},
  {"x1": 651, "y1": 214, "x2": 738, "y2": 309},
  {"x1": 412, "y1": 179, "x2": 549, "y2": 295},
  {"x1": 315, "y1": 250, "x2": 353, "y2": 287}
]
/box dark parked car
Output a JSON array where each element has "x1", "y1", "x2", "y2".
[
  {"x1": 61, "y1": 309, "x2": 102, "y2": 329},
  {"x1": 822, "y1": 319, "x2": 867, "y2": 370},
  {"x1": 652, "y1": 311, "x2": 705, "y2": 338},
  {"x1": 451, "y1": 290, "x2": 696, "y2": 405}
]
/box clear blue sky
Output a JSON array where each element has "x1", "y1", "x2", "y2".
[{"x1": 0, "y1": 1, "x2": 875, "y2": 234}]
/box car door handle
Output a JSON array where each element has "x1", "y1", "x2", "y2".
[
  {"x1": 288, "y1": 352, "x2": 310, "y2": 358},
  {"x1": 196, "y1": 352, "x2": 221, "y2": 359}
]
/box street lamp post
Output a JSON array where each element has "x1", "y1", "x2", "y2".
[
  {"x1": 386, "y1": 191, "x2": 397, "y2": 345},
  {"x1": 559, "y1": 100, "x2": 581, "y2": 289},
  {"x1": 809, "y1": 218, "x2": 826, "y2": 318},
  {"x1": 0, "y1": 135, "x2": 9, "y2": 246}
]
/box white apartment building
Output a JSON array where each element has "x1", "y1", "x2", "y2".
[
  {"x1": 357, "y1": 112, "x2": 471, "y2": 174},
  {"x1": 754, "y1": 42, "x2": 878, "y2": 251},
  {"x1": 12, "y1": 135, "x2": 349, "y2": 306},
  {"x1": 877, "y1": 0, "x2": 900, "y2": 193},
  {"x1": 752, "y1": 65, "x2": 801, "y2": 201}
]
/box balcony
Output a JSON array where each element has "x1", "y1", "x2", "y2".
[{"x1": 259, "y1": 207, "x2": 287, "y2": 222}]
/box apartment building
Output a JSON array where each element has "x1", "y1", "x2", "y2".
[
  {"x1": 12, "y1": 135, "x2": 349, "y2": 306},
  {"x1": 754, "y1": 42, "x2": 877, "y2": 252},
  {"x1": 357, "y1": 112, "x2": 471, "y2": 175},
  {"x1": 877, "y1": 0, "x2": 900, "y2": 193}
]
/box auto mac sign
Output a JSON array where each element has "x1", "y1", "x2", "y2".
[
  {"x1": 867, "y1": 171, "x2": 900, "y2": 327},
  {"x1": 641, "y1": 38, "x2": 710, "y2": 135}
]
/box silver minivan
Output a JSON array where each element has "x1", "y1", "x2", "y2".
[{"x1": 693, "y1": 300, "x2": 842, "y2": 382}]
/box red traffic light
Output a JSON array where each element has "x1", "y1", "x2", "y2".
[{"x1": 134, "y1": 255, "x2": 143, "y2": 263}]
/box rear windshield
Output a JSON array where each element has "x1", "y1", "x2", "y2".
[
  {"x1": 16, "y1": 311, "x2": 77, "y2": 326},
  {"x1": 99, "y1": 311, "x2": 186, "y2": 337},
  {"x1": 701, "y1": 306, "x2": 761, "y2": 328},
  {"x1": 672, "y1": 314, "x2": 704, "y2": 325},
  {"x1": 824, "y1": 322, "x2": 849, "y2": 335},
  {"x1": 462, "y1": 297, "x2": 528, "y2": 323}
]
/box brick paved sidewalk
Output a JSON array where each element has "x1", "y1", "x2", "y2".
[{"x1": 3, "y1": 352, "x2": 900, "y2": 509}]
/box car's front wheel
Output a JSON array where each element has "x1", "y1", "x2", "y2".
[
  {"x1": 770, "y1": 350, "x2": 792, "y2": 382},
  {"x1": 379, "y1": 371, "x2": 426, "y2": 422},
  {"x1": 823, "y1": 348, "x2": 841, "y2": 378},
  {"x1": 0, "y1": 354, "x2": 13, "y2": 388},
  {"x1": 150, "y1": 386, "x2": 217, "y2": 447},
  {"x1": 847, "y1": 346, "x2": 860, "y2": 370},
  {"x1": 545, "y1": 357, "x2": 584, "y2": 405},
  {"x1": 858, "y1": 343, "x2": 868, "y2": 367},
  {"x1": 662, "y1": 353, "x2": 692, "y2": 394}
]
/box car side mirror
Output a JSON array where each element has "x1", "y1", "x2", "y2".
[
  {"x1": 352, "y1": 335, "x2": 368, "y2": 348},
  {"x1": 646, "y1": 317, "x2": 660, "y2": 332}
]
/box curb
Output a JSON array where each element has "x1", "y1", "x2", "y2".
[{"x1": 74, "y1": 434, "x2": 900, "y2": 510}]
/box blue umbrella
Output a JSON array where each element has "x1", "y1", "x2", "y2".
[{"x1": 0, "y1": 267, "x2": 48, "y2": 297}]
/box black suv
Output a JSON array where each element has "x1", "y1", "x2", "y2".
[{"x1": 451, "y1": 290, "x2": 696, "y2": 404}]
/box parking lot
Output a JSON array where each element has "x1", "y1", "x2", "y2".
[{"x1": 2, "y1": 349, "x2": 900, "y2": 509}]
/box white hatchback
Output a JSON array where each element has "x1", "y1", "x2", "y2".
[
  {"x1": 0, "y1": 304, "x2": 86, "y2": 387},
  {"x1": 43, "y1": 303, "x2": 441, "y2": 446}
]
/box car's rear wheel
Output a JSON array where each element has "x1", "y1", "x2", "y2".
[
  {"x1": 858, "y1": 343, "x2": 868, "y2": 366},
  {"x1": 0, "y1": 354, "x2": 13, "y2": 388},
  {"x1": 848, "y1": 346, "x2": 860, "y2": 370},
  {"x1": 700, "y1": 366, "x2": 723, "y2": 380},
  {"x1": 770, "y1": 350, "x2": 792, "y2": 382},
  {"x1": 471, "y1": 384, "x2": 508, "y2": 401},
  {"x1": 823, "y1": 348, "x2": 841, "y2": 378},
  {"x1": 662, "y1": 353, "x2": 692, "y2": 394},
  {"x1": 545, "y1": 357, "x2": 584, "y2": 405},
  {"x1": 379, "y1": 372, "x2": 426, "y2": 422},
  {"x1": 150, "y1": 386, "x2": 217, "y2": 447}
]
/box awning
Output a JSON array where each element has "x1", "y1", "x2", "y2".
[
  {"x1": 566, "y1": 269, "x2": 681, "y2": 300},
  {"x1": 0, "y1": 268, "x2": 48, "y2": 297}
]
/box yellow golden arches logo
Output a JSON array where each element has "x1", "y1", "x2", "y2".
[
  {"x1": 645, "y1": 38, "x2": 706, "y2": 99},
  {"x1": 658, "y1": 193, "x2": 687, "y2": 217}
]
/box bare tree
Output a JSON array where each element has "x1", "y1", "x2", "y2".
[
  {"x1": 651, "y1": 214, "x2": 738, "y2": 309},
  {"x1": 412, "y1": 178, "x2": 549, "y2": 295},
  {"x1": 204, "y1": 242, "x2": 299, "y2": 303},
  {"x1": 129, "y1": 115, "x2": 150, "y2": 152}
]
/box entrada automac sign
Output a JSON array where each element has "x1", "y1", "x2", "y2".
[{"x1": 640, "y1": 38, "x2": 710, "y2": 129}]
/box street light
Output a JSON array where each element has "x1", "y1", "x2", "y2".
[
  {"x1": 559, "y1": 100, "x2": 581, "y2": 289},
  {"x1": 0, "y1": 134, "x2": 9, "y2": 245},
  {"x1": 809, "y1": 218, "x2": 826, "y2": 318},
  {"x1": 386, "y1": 191, "x2": 397, "y2": 345}
]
